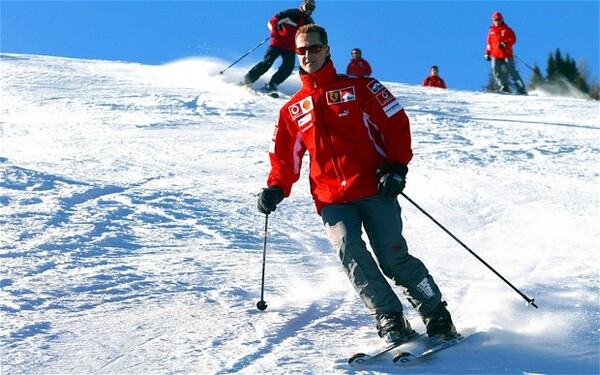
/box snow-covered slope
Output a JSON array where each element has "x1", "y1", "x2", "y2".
[{"x1": 1, "y1": 54, "x2": 598, "y2": 374}]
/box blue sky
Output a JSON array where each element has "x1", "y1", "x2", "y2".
[{"x1": 2, "y1": 1, "x2": 599, "y2": 91}]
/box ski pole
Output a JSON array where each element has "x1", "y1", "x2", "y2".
[
  {"x1": 514, "y1": 55, "x2": 536, "y2": 73},
  {"x1": 400, "y1": 192, "x2": 538, "y2": 308},
  {"x1": 219, "y1": 36, "x2": 271, "y2": 75},
  {"x1": 256, "y1": 214, "x2": 269, "y2": 311}
]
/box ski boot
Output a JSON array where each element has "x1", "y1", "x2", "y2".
[
  {"x1": 422, "y1": 301, "x2": 459, "y2": 340},
  {"x1": 376, "y1": 312, "x2": 417, "y2": 344},
  {"x1": 265, "y1": 82, "x2": 278, "y2": 92}
]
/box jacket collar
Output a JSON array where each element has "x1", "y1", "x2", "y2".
[{"x1": 299, "y1": 59, "x2": 338, "y2": 90}]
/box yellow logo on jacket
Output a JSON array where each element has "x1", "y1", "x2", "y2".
[{"x1": 288, "y1": 96, "x2": 314, "y2": 120}]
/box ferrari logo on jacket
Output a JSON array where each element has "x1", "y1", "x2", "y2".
[
  {"x1": 326, "y1": 87, "x2": 356, "y2": 105},
  {"x1": 328, "y1": 91, "x2": 339, "y2": 103}
]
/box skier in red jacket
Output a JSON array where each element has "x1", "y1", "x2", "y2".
[
  {"x1": 346, "y1": 48, "x2": 372, "y2": 78},
  {"x1": 422, "y1": 65, "x2": 446, "y2": 89},
  {"x1": 485, "y1": 11, "x2": 527, "y2": 94},
  {"x1": 243, "y1": 0, "x2": 315, "y2": 93},
  {"x1": 257, "y1": 24, "x2": 458, "y2": 344}
]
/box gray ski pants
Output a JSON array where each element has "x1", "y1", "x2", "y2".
[
  {"x1": 321, "y1": 194, "x2": 443, "y2": 317},
  {"x1": 492, "y1": 57, "x2": 526, "y2": 91}
]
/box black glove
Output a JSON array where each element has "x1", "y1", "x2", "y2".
[
  {"x1": 257, "y1": 186, "x2": 284, "y2": 215},
  {"x1": 484, "y1": 53, "x2": 491, "y2": 61},
  {"x1": 378, "y1": 173, "x2": 406, "y2": 198},
  {"x1": 376, "y1": 163, "x2": 408, "y2": 198},
  {"x1": 499, "y1": 42, "x2": 507, "y2": 49}
]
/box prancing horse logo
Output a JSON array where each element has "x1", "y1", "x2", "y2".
[{"x1": 328, "y1": 91, "x2": 339, "y2": 103}]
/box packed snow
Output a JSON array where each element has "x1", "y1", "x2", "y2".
[{"x1": 1, "y1": 53, "x2": 598, "y2": 374}]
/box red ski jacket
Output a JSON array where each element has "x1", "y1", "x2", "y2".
[
  {"x1": 486, "y1": 23, "x2": 517, "y2": 59},
  {"x1": 346, "y1": 57, "x2": 372, "y2": 78},
  {"x1": 266, "y1": 61, "x2": 413, "y2": 214},
  {"x1": 423, "y1": 75, "x2": 446, "y2": 88},
  {"x1": 268, "y1": 8, "x2": 314, "y2": 51}
]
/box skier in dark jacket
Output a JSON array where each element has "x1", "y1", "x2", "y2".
[
  {"x1": 243, "y1": 0, "x2": 315, "y2": 93},
  {"x1": 257, "y1": 23, "x2": 458, "y2": 345}
]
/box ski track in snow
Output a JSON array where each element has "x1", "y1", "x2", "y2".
[{"x1": 0, "y1": 54, "x2": 598, "y2": 374}]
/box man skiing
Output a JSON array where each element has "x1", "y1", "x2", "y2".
[
  {"x1": 257, "y1": 24, "x2": 458, "y2": 344},
  {"x1": 422, "y1": 65, "x2": 447, "y2": 89},
  {"x1": 242, "y1": 0, "x2": 315, "y2": 94},
  {"x1": 485, "y1": 11, "x2": 527, "y2": 94}
]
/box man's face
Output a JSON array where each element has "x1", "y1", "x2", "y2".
[{"x1": 295, "y1": 32, "x2": 329, "y2": 74}]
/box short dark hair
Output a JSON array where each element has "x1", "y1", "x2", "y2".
[{"x1": 296, "y1": 24, "x2": 328, "y2": 46}]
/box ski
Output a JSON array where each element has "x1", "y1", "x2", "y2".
[
  {"x1": 491, "y1": 89, "x2": 528, "y2": 96},
  {"x1": 256, "y1": 87, "x2": 286, "y2": 99},
  {"x1": 263, "y1": 90, "x2": 281, "y2": 98},
  {"x1": 347, "y1": 332, "x2": 423, "y2": 367},
  {"x1": 392, "y1": 333, "x2": 466, "y2": 367},
  {"x1": 497, "y1": 91, "x2": 528, "y2": 96},
  {"x1": 239, "y1": 83, "x2": 285, "y2": 99}
]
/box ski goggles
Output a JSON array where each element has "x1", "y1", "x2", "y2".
[{"x1": 295, "y1": 44, "x2": 324, "y2": 55}]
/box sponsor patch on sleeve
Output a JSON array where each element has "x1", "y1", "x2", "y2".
[
  {"x1": 367, "y1": 79, "x2": 403, "y2": 117},
  {"x1": 367, "y1": 79, "x2": 384, "y2": 94},
  {"x1": 383, "y1": 99, "x2": 402, "y2": 118},
  {"x1": 375, "y1": 88, "x2": 395, "y2": 106}
]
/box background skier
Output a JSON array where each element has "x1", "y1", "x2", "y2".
[
  {"x1": 485, "y1": 11, "x2": 527, "y2": 94},
  {"x1": 346, "y1": 48, "x2": 372, "y2": 78},
  {"x1": 242, "y1": 0, "x2": 315, "y2": 93},
  {"x1": 422, "y1": 65, "x2": 446, "y2": 88}
]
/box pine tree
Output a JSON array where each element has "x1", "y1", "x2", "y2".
[
  {"x1": 536, "y1": 48, "x2": 597, "y2": 99},
  {"x1": 589, "y1": 82, "x2": 600, "y2": 100},
  {"x1": 546, "y1": 49, "x2": 560, "y2": 80},
  {"x1": 575, "y1": 60, "x2": 592, "y2": 94},
  {"x1": 529, "y1": 64, "x2": 545, "y2": 90}
]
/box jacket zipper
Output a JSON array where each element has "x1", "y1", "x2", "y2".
[{"x1": 313, "y1": 85, "x2": 348, "y2": 202}]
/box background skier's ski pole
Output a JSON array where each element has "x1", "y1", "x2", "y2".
[
  {"x1": 256, "y1": 214, "x2": 269, "y2": 311},
  {"x1": 514, "y1": 55, "x2": 536, "y2": 72},
  {"x1": 219, "y1": 36, "x2": 271, "y2": 75},
  {"x1": 400, "y1": 192, "x2": 538, "y2": 308}
]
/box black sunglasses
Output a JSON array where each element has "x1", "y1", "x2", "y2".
[{"x1": 295, "y1": 44, "x2": 324, "y2": 55}]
